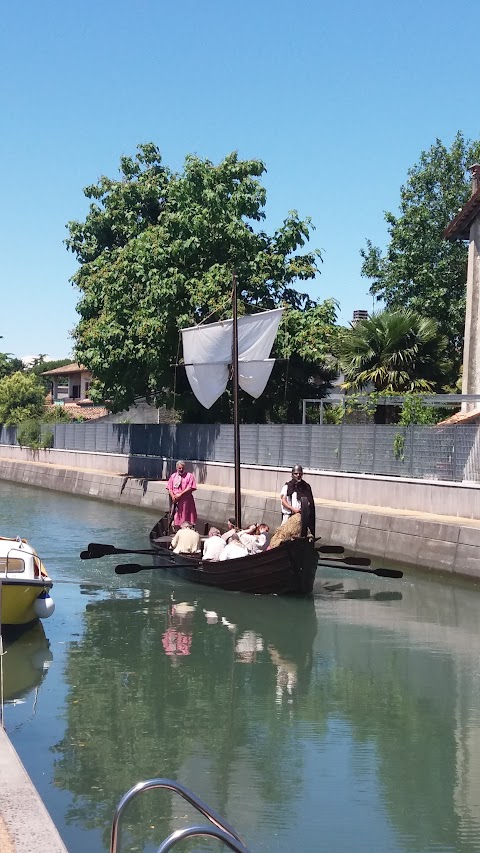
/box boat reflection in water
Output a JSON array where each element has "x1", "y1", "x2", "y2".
[
  {"x1": 49, "y1": 589, "x2": 318, "y2": 850},
  {"x1": 160, "y1": 591, "x2": 317, "y2": 704},
  {"x1": 1, "y1": 622, "x2": 53, "y2": 705}
]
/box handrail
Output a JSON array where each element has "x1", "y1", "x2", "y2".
[
  {"x1": 110, "y1": 778, "x2": 250, "y2": 853},
  {"x1": 156, "y1": 824, "x2": 252, "y2": 852}
]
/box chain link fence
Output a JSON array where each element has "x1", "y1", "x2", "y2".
[{"x1": 1, "y1": 422, "x2": 479, "y2": 482}]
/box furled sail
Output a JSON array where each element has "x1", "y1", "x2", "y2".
[{"x1": 182, "y1": 308, "x2": 284, "y2": 409}]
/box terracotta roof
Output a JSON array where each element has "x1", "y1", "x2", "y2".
[
  {"x1": 437, "y1": 409, "x2": 480, "y2": 426},
  {"x1": 443, "y1": 186, "x2": 480, "y2": 241},
  {"x1": 41, "y1": 362, "x2": 90, "y2": 376},
  {"x1": 62, "y1": 403, "x2": 108, "y2": 420}
]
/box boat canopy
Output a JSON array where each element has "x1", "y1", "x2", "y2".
[{"x1": 181, "y1": 308, "x2": 284, "y2": 409}]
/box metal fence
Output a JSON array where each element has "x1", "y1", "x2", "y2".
[{"x1": 1, "y1": 422, "x2": 480, "y2": 482}]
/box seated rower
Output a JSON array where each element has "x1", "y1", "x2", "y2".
[
  {"x1": 202, "y1": 527, "x2": 226, "y2": 561},
  {"x1": 219, "y1": 533, "x2": 249, "y2": 560},
  {"x1": 170, "y1": 522, "x2": 201, "y2": 555},
  {"x1": 222, "y1": 518, "x2": 238, "y2": 542},
  {"x1": 238, "y1": 523, "x2": 270, "y2": 554}
]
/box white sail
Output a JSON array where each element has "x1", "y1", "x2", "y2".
[{"x1": 182, "y1": 308, "x2": 284, "y2": 409}]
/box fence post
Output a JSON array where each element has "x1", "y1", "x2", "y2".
[
  {"x1": 452, "y1": 425, "x2": 457, "y2": 481},
  {"x1": 372, "y1": 424, "x2": 377, "y2": 473},
  {"x1": 338, "y1": 424, "x2": 343, "y2": 471},
  {"x1": 409, "y1": 425, "x2": 415, "y2": 477}
]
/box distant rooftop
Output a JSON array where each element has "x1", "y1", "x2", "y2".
[
  {"x1": 437, "y1": 409, "x2": 480, "y2": 426},
  {"x1": 41, "y1": 362, "x2": 89, "y2": 376},
  {"x1": 444, "y1": 164, "x2": 480, "y2": 241}
]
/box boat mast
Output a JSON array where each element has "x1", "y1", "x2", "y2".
[{"x1": 232, "y1": 272, "x2": 242, "y2": 529}]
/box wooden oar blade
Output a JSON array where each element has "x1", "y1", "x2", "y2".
[
  {"x1": 318, "y1": 556, "x2": 371, "y2": 567},
  {"x1": 372, "y1": 567, "x2": 403, "y2": 579},
  {"x1": 337, "y1": 564, "x2": 403, "y2": 579},
  {"x1": 115, "y1": 563, "x2": 149, "y2": 574},
  {"x1": 86, "y1": 543, "x2": 117, "y2": 557},
  {"x1": 316, "y1": 558, "x2": 403, "y2": 579},
  {"x1": 316, "y1": 545, "x2": 345, "y2": 554}
]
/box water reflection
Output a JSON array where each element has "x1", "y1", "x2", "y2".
[
  {"x1": 51, "y1": 590, "x2": 317, "y2": 849},
  {"x1": 50, "y1": 574, "x2": 480, "y2": 853},
  {"x1": 162, "y1": 601, "x2": 195, "y2": 661},
  {"x1": 6, "y1": 478, "x2": 480, "y2": 853},
  {"x1": 1, "y1": 623, "x2": 52, "y2": 713}
]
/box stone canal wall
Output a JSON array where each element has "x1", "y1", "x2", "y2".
[
  {"x1": 0, "y1": 726, "x2": 67, "y2": 853},
  {"x1": 1, "y1": 445, "x2": 480, "y2": 580}
]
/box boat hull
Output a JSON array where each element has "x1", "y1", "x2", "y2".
[
  {"x1": 150, "y1": 536, "x2": 318, "y2": 596},
  {"x1": 1, "y1": 580, "x2": 53, "y2": 627}
]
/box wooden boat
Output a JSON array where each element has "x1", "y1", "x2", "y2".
[
  {"x1": 148, "y1": 274, "x2": 318, "y2": 596},
  {"x1": 149, "y1": 527, "x2": 318, "y2": 595},
  {"x1": 0, "y1": 536, "x2": 55, "y2": 627}
]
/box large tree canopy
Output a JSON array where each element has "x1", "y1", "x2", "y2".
[
  {"x1": 66, "y1": 144, "x2": 337, "y2": 420},
  {"x1": 361, "y1": 132, "x2": 480, "y2": 383}
]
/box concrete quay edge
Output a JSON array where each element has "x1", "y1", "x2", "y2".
[
  {"x1": 0, "y1": 725, "x2": 67, "y2": 852},
  {"x1": 1, "y1": 453, "x2": 480, "y2": 581}
]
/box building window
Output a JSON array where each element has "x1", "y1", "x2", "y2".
[{"x1": 72, "y1": 384, "x2": 81, "y2": 399}]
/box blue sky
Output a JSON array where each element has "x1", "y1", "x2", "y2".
[{"x1": 1, "y1": 0, "x2": 478, "y2": 360}]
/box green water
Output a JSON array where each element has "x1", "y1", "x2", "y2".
[{"x1": 2, "y1": 479, "x2": 480, "y2": 853}]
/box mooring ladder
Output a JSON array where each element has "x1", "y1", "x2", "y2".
[{"x1": 110, "y1": 778, "x2": 253, "y2": 853}]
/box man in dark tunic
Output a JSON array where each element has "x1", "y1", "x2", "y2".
[{"x1": 280, "y1": 465, "x2": 315, "y2": 537}]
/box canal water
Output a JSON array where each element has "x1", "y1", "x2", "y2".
[{"x1": 2, "y1": 480, "x2": 480, "y2": 853}]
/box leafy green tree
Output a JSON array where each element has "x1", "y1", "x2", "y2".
[
  {"x1": 0, "y1": 337, "x2": 23, "y2": 380},
  {"x1": 398, "y1": 394, "x2": 439, "y2": 426},
  {"x1": 66, "y1": 144, "x2": 336, "y2": 420},
  {"x1": 0, "y1": 372, "x2": 46, "y2": 425},
  {"x1": 337, "y1": 310, "x2": 449, "y2": 421},
  {"x1": 42, "y1": 405, "x2": 74, "y2": 423},
  {"x1": 361, "y1": 132, "x2": 480, "y2": 382},
  {"x1": 0, "y1": 352, "x2": 23, "y2": 380}
]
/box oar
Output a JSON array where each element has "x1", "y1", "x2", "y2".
[
  {"x1": 115, "y1": 563, "x2": 189, "y2": 575},
  {"x1": 114, "y1": 561, "x2": 403, "y2": 580},
  {"x1": 318, "y1": 555, "x2": 371, "y2": 567},
  {"x1": 319, "y1": 561, "x2": 403, "y2": 579},
  {"x1": 81, "y1": 541, "x2": 346, "y2": 561},
  {"x1": 315, "y1": 545, "x2": 344, "y2": 554},
  {"x1": 80, "y1": 543, "x2": 160, "y2": 560}
]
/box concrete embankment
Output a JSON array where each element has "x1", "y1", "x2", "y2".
[
  {"x1": 1, "y1": 446, "x2": 480, "y2": 580},
  {"x1": 0, "y1": 726, "x2": 67, "y2": 852}
]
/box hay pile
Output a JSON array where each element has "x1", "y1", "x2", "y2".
[{"x1": 268, "y1": 513, "x2": 302, "y2": 549}]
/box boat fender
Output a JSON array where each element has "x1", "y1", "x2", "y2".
[{"x1": 34, "y1": 590, "x2": 55, "y2": 619}]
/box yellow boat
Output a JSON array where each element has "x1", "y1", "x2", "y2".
[{"x1": 0, "y1": 536, "x2": 55, "y2": 627}]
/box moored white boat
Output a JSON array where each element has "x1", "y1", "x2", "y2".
[{"x1": 0, "y1": 536, "x2": 55, "y2": 627}]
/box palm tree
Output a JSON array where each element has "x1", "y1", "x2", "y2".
[{"x1": 338, "y1": 310, "x2": 449, "y2": 421}]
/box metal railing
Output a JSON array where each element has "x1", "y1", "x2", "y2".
[
  {"x1": 110, "y1": 778, "x2": 252, "y2": 853},
  {"x1": 2, "y1": 421, "x2": 480, "y2": 482}
]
